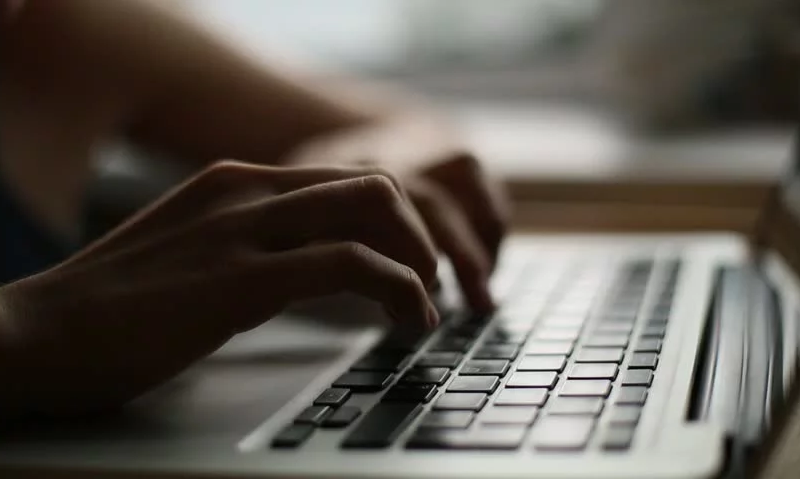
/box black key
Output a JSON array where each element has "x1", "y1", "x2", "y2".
[
  {"x1": 294, "y1": 406, "x2": 332, "y2": 426},
  {"x1": 377, "y1": 330, "x2": 430, "y2": 353},
  {"x1": 430, "y1": 336, "x2": 474, "y2": 353},
  {"x1": 434, "y1": 393, "x2": 488, "y2": 411},
  {"x1": 333, "y1": 371, "x2": 394, "y2": 392},
  {"x1": 628, "y1": 353, "x2": 659, "y2": 370},
  {"x1": 641, "y1": 325, "x2": 667, "y2": 338},
  {"x1": 401, "y1": 367, "x2": 450, "y2": 385},
  {"x1": 548, "y1": 397, "x2": 604, "y2": 416},
  {"x1": 506, "y1": 371, "x2": 558, "y2": 389},
  {"x1": 383, "y1": 384, "x2": 438, "y2": 403},
  {"x1": 525, "y1": 341, "x2": 574, "y2": 356},
  {"x1": 584, "y1": 334, "x2": 629, "y2": 348},
  {"x1": 416, "y1": 352, "x2": 463, "y2": 369},
  {"x1": 447, "y1": 376, "x2": 499, "y2": 393},
  {"x1": 609, "y1": 406, "x2": 642, "y2": 424},
  {"x1": 342, "y1": 402, "x2": 423, "y2": 449},
  {"x1": 418, "y1": 411, "x2": 475, "y2": 429},
  {"x1": 559, "y1": 380, "x2": 611, "y2": 397},
  {"x1": 473, "y1": 344, "x2": 519, "y2": 360},
  {"x1": 517, "y1": 355, "x2": 567, "y2": 372},
  {"x1": 621, "y1": 370, "x2": 654, "y2": 387},
  {"x1": 322, "y1": 406, "x2": 362, "y2": 428},
  {"x1": 575, "y1": 348, "x2": 624, "y2": 364},
  {"x1": 407, "y1": 426, "x2": 527, "y2": 450},
  {"x1": 634, "y1": 339, "x2": 662, "y2": 353},
  {"x1": 460, "y1": 359, "x2": 511, "y2": 376},
  {"x1": 615, "y1": 387, "x2": 648, "y2": 405},
  {"x1": 480, "y1": 406, "x2": 539, "y2": 425},
  {"x1": 531, "y1": 417, "x2": 595, "y2": 451},
  {"x1": 494, "y1": 389, "x2": 549, "y2": 406},
  {"x1": 272, "y1": 423, "x2": 315, "y2": 448},
  {"x1": 351, "y1": 352, "x2": 411, "y2": 372},
  {"x1": 568, "y1": 364, "x2": 618, "y2": 380},
  {"x1": 314, "y1": 388, "x2": 351, "y2": 407},
  {"x1": 603, "y1": 426, "x2": 635, "y2": 450}
]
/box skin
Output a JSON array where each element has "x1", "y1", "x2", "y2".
[{"x1": 0, "y1": 0, "x2": 509, "y2": 417}]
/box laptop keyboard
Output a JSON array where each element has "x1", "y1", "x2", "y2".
[{"x1": 271, "y1": 257, "x2": 680, "y2": 452}]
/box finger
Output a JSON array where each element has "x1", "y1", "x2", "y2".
[
  {"x1": 407, "y1": 178, "x2": 495, "y2": 313},
  {"x1": 230, "y1": 175, "x2": 438, "y2": 288},
  {"x1": 263, "y1": 242, "x2": 439, "y2": 330},
  {"x1": 423, "y1": 154, "x2": 510, "y2": 265}
]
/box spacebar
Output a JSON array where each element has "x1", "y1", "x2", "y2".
[{"x1": 341, "y1": 402, "x2": 423, "y2": 449}]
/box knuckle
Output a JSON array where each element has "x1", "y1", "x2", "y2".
[
  {"x1": 356, "y1": 174, "x2": 402, "y2": 209},
  {"x1": 393, "y1": 265, "x2": 426, "y2": 300},
  {"x1": 197, "y1": 160, "x2": 249, "y2": 190},
  {"x1": 335, "y1": 241, "x2": 375, "y2": 269}
]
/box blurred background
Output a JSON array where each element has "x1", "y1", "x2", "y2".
[
  {"x1": 92, "y1": 0, "x2": 800, "y2": 236},
  {"x1": 185, "y1": 0, "x2": 800, "y2": 130}
]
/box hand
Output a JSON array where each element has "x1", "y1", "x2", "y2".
[
  {"x1": 288, "y1": 118, "x2": 510, "y2": 313},
  {"x1": 0, "y1": 162, "x2": 438, "y2": 416}
]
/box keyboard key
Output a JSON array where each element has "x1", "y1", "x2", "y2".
[
  {"x1": 295, "y1": 406, "x2": 332, "y2": 426},
  {"x1": 407, "y1": 426, "x2": 527, "y2": 450},
  {"x1": 383, "y1": 384, "x2": 438, "y2": 403},
  {"x1": 533, "y1": 328, "x2": 581, "y2": 342},
  {"x1": 448, "y1": 376, "x2": 500, "y2": 393},
  {"x1": 603, "y1": 426, "x2": 635, "y2": 450},
  {"x1": 506, "y1": 371, "x2": 558, "y2": 389},
  {"x1": 473, "y1": 344, "x2": 519, "y2": 360},
  {"x1": 525, "y1": 341, "x2": 574, "y2": 356},
  {"x1": 616, "y1": 387, "x2": 648, "y2": 405},
  {"x1": 609, "y1": 406, "x2": 642, "y2": 425},
  {"x1": 568, "y1": 364, "x2": 618, "y2": 380},
  {"x1": 480, "y1": 406, "x2": 539, "y2": 425},
  {"x1": 418, "y1": 411, "x2": 475, "y2": 429},
  {"x1": 548, "y1": 397, "x2": 604, "y2": 416},
  {"x1": 416, "y1": 352, "x2": 463, "y2": 369},
  {"x1": 634, "y1": 339, "x2": 662, "y2": 353},
  {"x1": 430, "y1": 337, "x2": 474, "y2": 353},
  {"x1": 540, "y1": 314, "x2": 586, "y2": 327},
  {"x1": 322, "y1": 406, "x2": 362, "y2": 429},
  {"x1": 621, "y1": 370, "x2": 654, "y2": 387},
  {"x1": 460, "y1": 359, "x2": 511, "y2": 376},
  {"x1": 628, "y1": 353, "x2": 659, "y2": 370},
  {"x1": 641, "y1": 325, "x2": 667, "y2": 338},
  {"x1": 342, "y1": 402, "x2": 423, "y2": 449},
  {"x1": 485, "y1": 330, "x2": 529, "y2": 345},
  {"x1": 575, "y1": 348, "x2": 624, "y2": 363},
  {"x1": 351, "y1": 352, "x2": 411, "y2": 372},
  {"x1": 584, "y1": 334, "x2": 629, "y2": 348},
  {"x1": 272, "y1": 423, "x2": 315, "y2": 448},
  {"x1": 400, "y1": 368, "x2": 450, "y2": 385},
  {"x1": 593, "y1": 323, "x2": 634, "y2": 334},
  {"x1": 531, "y1": 417, "x2": 595, "y2": 451},
  {"x1": 495, "y1": 389, "x2": 549, "y2": 406},
  {"x1": 333, "y1": 371, "x2": 394, "y2": 392},
  {"x1": 560, "y1": 380, "x2": 611, "y2": 397},
  {"x1": 517, "y1": 355, "x2": 567, "y2": 372},
  {"x1": 314, "y1": 388, "x2": 351, "y2": 407},
  {"x1": 434, "y1": 393, "x2": 488, "y2": 411},
  {"x1": 378, "y1": 330, "x2": 430, "y2": 353}
]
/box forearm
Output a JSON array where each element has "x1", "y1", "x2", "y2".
[{"x1": 119, "y1": 1, "x2": 432, "y2": 165}]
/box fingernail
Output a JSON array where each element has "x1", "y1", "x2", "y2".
[{"x1": 427, "y1": 303, "x2": 440, "y2": 329}]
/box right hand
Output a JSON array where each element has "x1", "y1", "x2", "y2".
[{"x1": 0, "y1": 161, "x2": 439, "y2": 416}]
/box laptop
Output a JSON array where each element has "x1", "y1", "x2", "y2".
[{"x1": 2, "y1": 138, "x2": 800, "y2": 479}]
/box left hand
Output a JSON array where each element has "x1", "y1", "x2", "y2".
[{"x1": 287, "y1": 118, "x2": 510, "y2": 313}]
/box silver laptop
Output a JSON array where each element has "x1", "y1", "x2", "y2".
[{"x1": 3, "y1": 142, "x2": 800, "y2": 479}]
